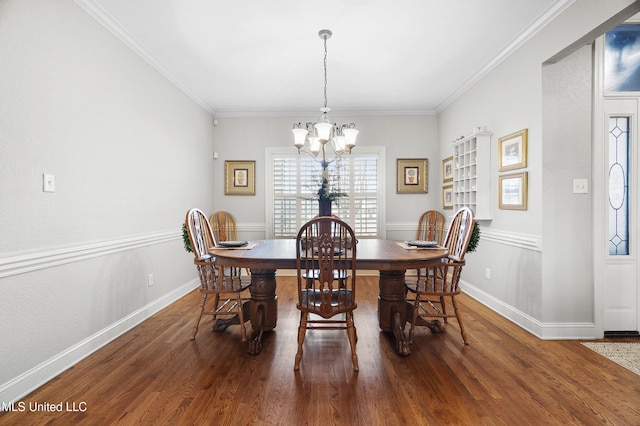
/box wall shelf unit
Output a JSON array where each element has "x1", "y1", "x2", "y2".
[{"x1": 452, "y1": 131, "x2": 492, "y2": 220}]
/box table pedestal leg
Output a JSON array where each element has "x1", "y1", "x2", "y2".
[
  {"x1": 378, "y1": 270, "x2": 411, "y2": 356},
  {"x1": 247, "y1": 269, "x2": 278, "y2": 355}
]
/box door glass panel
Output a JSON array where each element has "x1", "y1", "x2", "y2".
[
  {"x1": 605, "y1": 24, "x2": 640, "y2": 92},
  {"x1": 608, "y1": 117, "x2": 630, "y2": 255}
]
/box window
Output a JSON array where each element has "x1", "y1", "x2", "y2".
[
  {"x1": 608, "y1": 117, "x2": 630, "y2": 255},
  {"x1": 605, "y1": 24, "x2": 640, "y2": 92},
  {"x1": 266, "y1": 147, "x2": 385, "y2": 238}
]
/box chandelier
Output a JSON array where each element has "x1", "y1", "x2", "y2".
[{"x1": 292, "y1": 29, "x2": 358, "y2": 165}]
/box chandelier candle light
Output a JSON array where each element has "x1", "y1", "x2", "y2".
[{"x1": 292, "y1": 29, "x2": 359, "y2": 172}]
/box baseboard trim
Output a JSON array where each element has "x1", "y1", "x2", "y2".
[
  {"x1": 462, "y1": 280, "x2": 597, "y2": 340},
  {"x1": 0, "y1": 279, "x2": 199, "y2": 405}
]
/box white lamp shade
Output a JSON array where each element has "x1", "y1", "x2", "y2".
[
  {"x1": 309, "y1": 137, "x2": 321, "y2": 154},
  {"x1": 292, "y1": 128, "x2": 308, "y2": 148},
  {"x1": 343, "y1": 128, "x2": 359, "y2": 148},
  {"x1": 314, "y1": 122, "x2": 332, "y2": 142},
  {"x1": 334, "y1": 135, "x2": 347, "y2": 153}
]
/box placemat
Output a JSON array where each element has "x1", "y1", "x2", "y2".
[
  {"x1": 211, "y1": 242, "x2": 260, "y2": 250},
  {"x1": 396, "y1": 242, "x2": 443, "y2": 250}
]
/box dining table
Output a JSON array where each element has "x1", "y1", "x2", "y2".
[{"x1": 210, "y1": 238, "x2": 448, "y2": 356}]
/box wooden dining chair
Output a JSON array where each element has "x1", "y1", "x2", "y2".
[
  {"x1": 209, "y1": 210, "x2": 238, "y2": 243},
  {"x1": 413, "y1": 210, "x2": 446, "y2": 279},
  {"x1": 416, "y1": 210, "x2": 445, "y2": 243},
  {"x1": 294, "y1": 216, "x2": 359, "y2": 371},
  {"x1": 309, "y1": 214, "x2": 346, "y2": 287},
  {"x1": 185, "y1": 208, "x2": 250, "y2": 342},
  {"x1": 209, "y1": 210, "x2": 249, "y2": 276},
  {"x1": 405, "y1": 207, "x2": 475, "y2": 346}
]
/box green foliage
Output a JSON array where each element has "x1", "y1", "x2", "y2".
[
  {"x1": 467, "y1": 222, "x2": 480, "y2": 253},
  {"x1": 182, "y1": 222, "x2": 193, "y2": 253},
  {"x1": 316, "y1": 177, "x2": 346, "y2": 202}
]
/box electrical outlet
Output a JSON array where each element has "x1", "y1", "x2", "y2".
[
  {"x1": 485, "y1": 268, "x2": 491, "y2": 280},
  {"x1": 147, "y1": 273, "x2": 154, "y2": 287}
]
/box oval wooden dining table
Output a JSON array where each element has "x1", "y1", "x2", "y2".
[{"x1": 210, "y1": 239, "x2": 448, "y2": 356}]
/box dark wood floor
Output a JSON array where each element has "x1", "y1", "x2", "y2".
[{"x1": 2, "y1": 276, "x2": 639, "y2": 425}]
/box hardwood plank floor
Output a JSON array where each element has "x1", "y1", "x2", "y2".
[{"x1": 1, "y1": 276, "x2": 639, "y2": 425}]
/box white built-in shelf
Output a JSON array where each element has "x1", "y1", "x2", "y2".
[{"x1": 452, "y1": 131, "x2": 492, "y2": 220}]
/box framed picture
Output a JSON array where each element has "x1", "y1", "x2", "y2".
[
  {"x1": 442, "y1": 184, "x2": 453, "y2": 210},
  {"x1": 499, "y1": 172, "x2": 528, "y2": 210},
  {"x1": 224, "y1": 160, "x2": 255, "y2": 195},
  {"x1": 498, "y1": 129, "x2": 528, "y2": 171},
  {"x1": 396, "y1": 158, "x2": 428, "y2": 193},
  {"x1": 442, "y1": 156, "x2": 453, "y2": 182}
]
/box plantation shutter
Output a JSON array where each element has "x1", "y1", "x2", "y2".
[{"x1": 272, "y1": 152, "x2": 380, "y2": 238}]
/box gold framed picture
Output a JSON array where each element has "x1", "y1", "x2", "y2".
[
  {"x1": 442, "y1": 156, "x2": 453, "y2": 182},
  {"x1": 442, "y1": 184, "x2": 453, "y2": 209},
  {"x1": 498, "y1": 129, "x2": 528, "y2": 171},
  {"x1": 498, "y1": 172, "x2": 528, "y2": 210},
  {"x1": 224, "y1": 160, "x2": 255, "y2": 195},
  {"x1": 396, "y1": 158, "x2": 428, "y2": 194}
]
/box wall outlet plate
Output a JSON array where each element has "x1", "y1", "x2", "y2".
[
  {"x1": 43, "y1": 174, "x2": 55, "y2": 192},
  {"x1": 573, "y1": 178, "x2": 588, "y2": 194}
]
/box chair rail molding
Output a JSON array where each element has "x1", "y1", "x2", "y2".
[
  {"x1": 0, "y1": 230, "x2": 179, "y2": 279},
  {"x1": 386, "y1": 224, "x2": 540, "y2": 251},
  {"x1": 480, "y1": 228, "x2": 541, "y2": 252},
  {"x1": 236, "y1": 222, "x2": 266, "y2": 233},
  {"x1": 386, "y1": 222, "x2": 418, "y2": 232}
]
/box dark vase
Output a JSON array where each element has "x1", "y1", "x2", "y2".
[{"x1": 318, "y1": 199, "x2": 332, "y2": 217}]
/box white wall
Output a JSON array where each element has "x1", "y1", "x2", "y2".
[
  {"x1": 542, "y1": 45, "x2": 594, "y2": 324},
  {"x1": 211, "y1": 114, "x2": 440, "y2": 241},
  {"x1": 0, "y1": 0, "x2": 212, "y2": 401},
  {"x1": 438, "y1": 0, "x2": 636, "y2": 338}
]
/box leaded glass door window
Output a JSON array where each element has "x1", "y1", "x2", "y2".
[{"x1": 609, "y1": 116, "x2": 630, "y2": 255}]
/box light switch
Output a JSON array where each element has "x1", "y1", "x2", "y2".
[
  {"x1": 572, "y1": 178, "x2": 588, "y2": 194},
  {"x1": 43, "y1": 174, "x2": 55, "y2": 192}
]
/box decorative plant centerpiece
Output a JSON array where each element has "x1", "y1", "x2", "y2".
[{"x1": 312, "y1": 166, "x2": 346, "y2": 216}]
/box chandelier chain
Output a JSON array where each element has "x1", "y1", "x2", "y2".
[
  {"x1": 323, "y1": 35, "x2": 328, "y2": 110},
  {"x1": 291, "y1": 29, "x2": 358, "y2": 161}
]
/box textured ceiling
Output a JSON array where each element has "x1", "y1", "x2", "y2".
[{"x1": 76, "y1": 0, "x2": 571, "y2": 116}]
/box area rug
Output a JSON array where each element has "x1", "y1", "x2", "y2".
[{"x1": 581, "y1": 342, "x2": 640, "y2": 376}]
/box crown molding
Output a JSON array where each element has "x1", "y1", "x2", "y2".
[
  {"x1": 214, "y1": 108, "x2": 437, "y2": 118},
  {"x1": 73, "y1": 0, "x2": 215, "y2": 115},
  {"x1": 436, "y1": 0, "x2": 576, "y2": 113},
  {"x1": 75, "y1": 0, "x2": 573, "y2": 118},
  {"x1": 74, "y1": 0, "x2": 437, "y2": 118}
]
